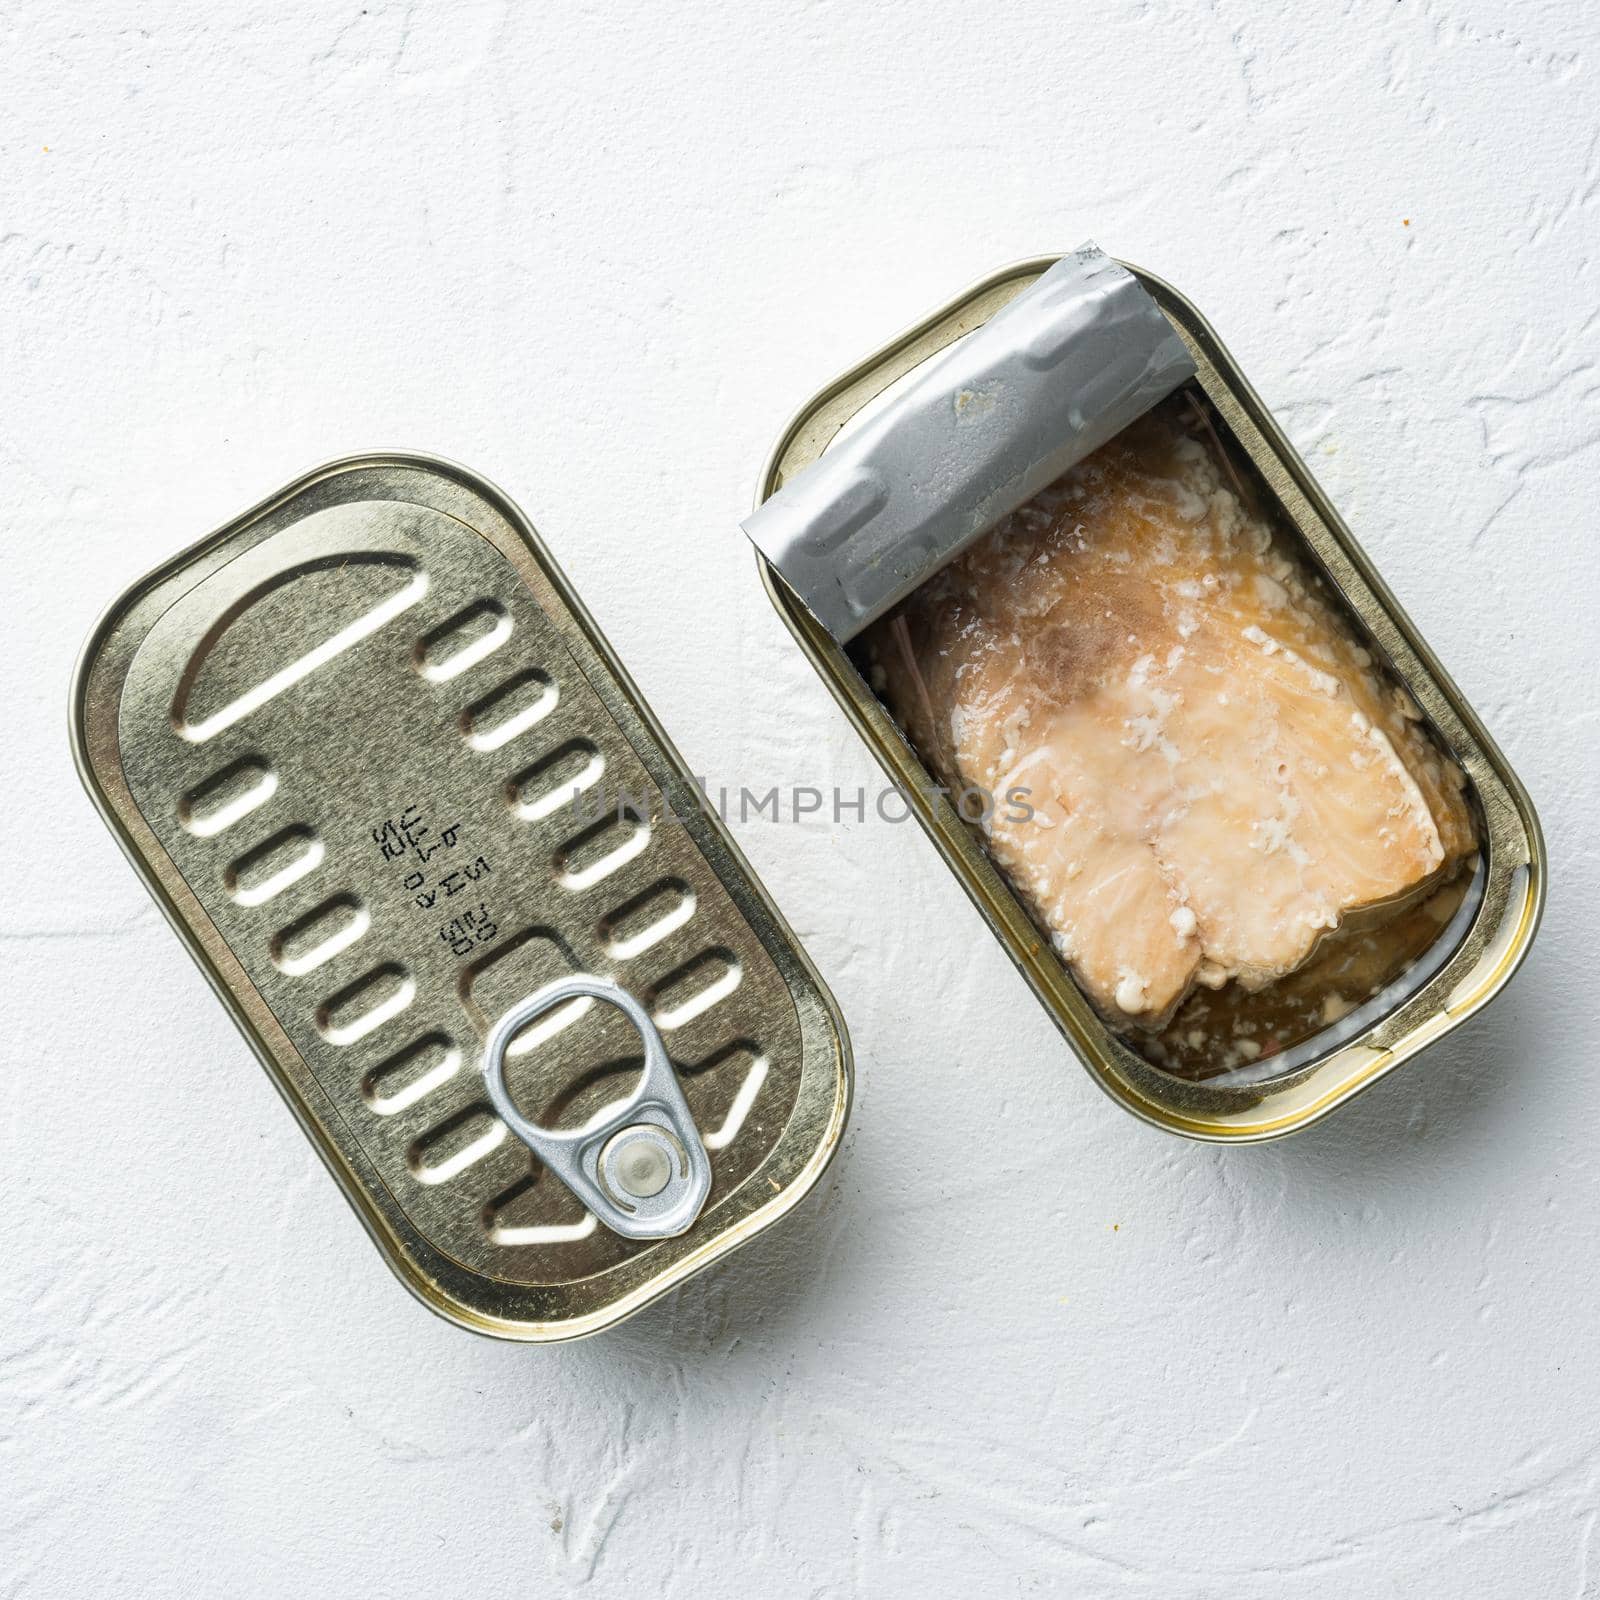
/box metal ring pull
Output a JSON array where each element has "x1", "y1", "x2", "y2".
[{"x1": 481, "y1": 975, "x2": 712, "y2": 1240}]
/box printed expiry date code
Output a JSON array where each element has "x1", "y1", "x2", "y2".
[{"x1": 370, "y1": 802, "x2": 498, "y2": 959}]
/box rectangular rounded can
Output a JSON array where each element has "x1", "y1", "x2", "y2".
[
  {"x1": 755, "y1": 256, "x2": 1543, "y2": 1141},
  {"x1": 73, "y1": 454, "x2": 851, "y2": 1338}
]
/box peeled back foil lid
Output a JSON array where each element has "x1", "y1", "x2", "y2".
[
  {"x1": 71, "y1": 455, "x2": 851, "y2": 1341},
  {"x1": 743, "y1": 243, "x2": 1195, "y2": 642}
]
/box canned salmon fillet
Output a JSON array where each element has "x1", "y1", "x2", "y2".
[
  {"x1": 1144, "y1": 867, "x2": 1473, "y2": 1076},
  {"x1": 864, "y1": 394, "x2": 1477, "y2": 1074}
]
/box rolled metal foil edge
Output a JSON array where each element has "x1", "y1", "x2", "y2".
[{"x1": 742, "y1": 242, "x2": 1196, "y2": 642}]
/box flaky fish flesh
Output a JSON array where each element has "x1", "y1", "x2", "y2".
[{"x1": 866, "y1": 400, "x2": 1476, "y2": 1033}]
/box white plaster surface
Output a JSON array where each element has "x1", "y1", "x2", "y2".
[{"x1": 4, "y1": 2, "x2": 1598, "y2": 1594}]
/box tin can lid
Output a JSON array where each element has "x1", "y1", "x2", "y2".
[{"x1": 73, "y1": 455, "x2": 851, "y2": 1339}]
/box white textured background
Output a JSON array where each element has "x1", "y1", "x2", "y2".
[{"x1": 5, "y1": 2, "x2": 1598, "y2": 1594}]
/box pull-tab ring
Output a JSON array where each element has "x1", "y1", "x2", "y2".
[{"x1": 481, "y1": 975, "x2": 712, "y2": 1240}]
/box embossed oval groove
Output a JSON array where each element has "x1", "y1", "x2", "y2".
[
  {"x1": 409, "y1": 1104, "x2": 507, "y2": 1184},
  {"x1": 461, "y1": 669, "x2": 558, "y2": 751},
  {"x1": 271, "y1": 893, "x2": 369, "y2": 976},
  {"x1": 363, "y1": 1032, "x2": 463, "y2": 1114},
  {"x1": 481, "y1": 1172, "x2": 598, "y2": 1247},
  {"x1": 458, "y1": 926, "x2": 585, "y2": 1050},
  {"x1": 501, "y1": 993, "x2": 594, "y2": 1057},
  {"x1": 650, "y1": 948, "x2": 743, "y2": 1028},
  {"x1": 539, "y1": 1054, "x2": 647, "y2": 1132},
  {"x1": 316, "y1": 962, "x2": 415, "y2": 1045},
  {"x1": 701, "y1": 1049, "x2": 770, "y2": 1151},
  {"x1": 507, "y1": 739, "x2": 606, "y2": 823},
  {"x1": 179, "y1": 757, "x2": 277, "y2": 837},
  {"x1": 225, "y1": 825, "x2": 324, "y2": 906},
  {"x1": 416, "y1": 599, "x2": 512, "y2": 683},
  {"x1": 488, "y1": 1213, "x2": 599, "y2": 1247},
  {"x1": 600, "y1": 877, "x2": 697, "y2": 959},
  {"x1": 555, "y1": 806, "x2": 651, "y2": 891},
  {"x1": 174, "y1": 556, "x2": 428, "y2": 742}
]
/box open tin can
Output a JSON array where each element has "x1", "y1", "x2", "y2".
[
  {"x1": 73, "y1": 456, "x2": 851, "y2": 1339},
  {"x1": 754, "y1": 255, "x2": 1543, "y2": 1140}
]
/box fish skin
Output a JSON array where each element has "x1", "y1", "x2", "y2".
[{"x1": 867, "y1": 403, "x2": 1476, "y2": 1033}]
